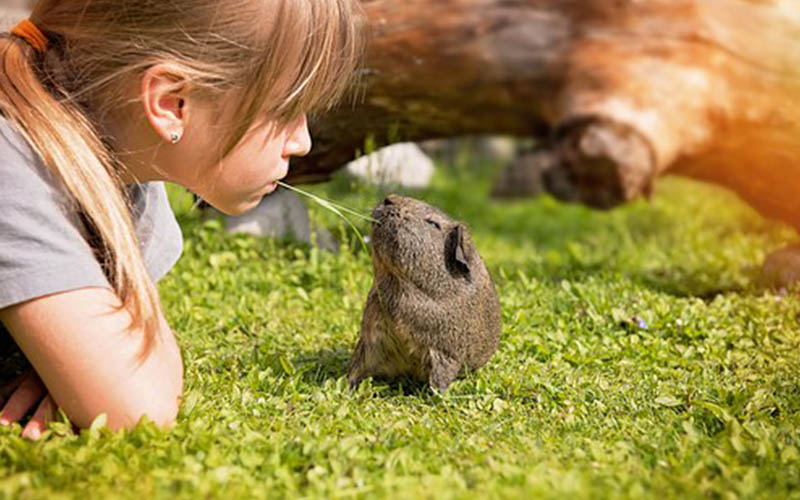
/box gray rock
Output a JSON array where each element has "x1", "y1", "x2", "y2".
[
  {"x1": 762, "y1": 245, "x2": 800, "y2": 289},
  {"x1": 420, "y1": 136, "x2": 527, "y2": 166},
  {"x1": 225, "y1": 188, "x2": 338, "y2": 252},
  {"x1": 490, "y1": 150, "x2": 556, "y2": 199},
  {"x1": 346, "y1": 143, "x2": 434, "y2": 189},
  {"x1": 475, "y1": 137, "x2": 519, "y2": 165}
]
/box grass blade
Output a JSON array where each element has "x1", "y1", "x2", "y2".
[{"x1": 276, "y1": 181, "x2": 375, "y2": 254}]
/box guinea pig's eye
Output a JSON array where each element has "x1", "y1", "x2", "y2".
[{"x1": 426, "y1": 218, "x2": 442, "y2": 230}]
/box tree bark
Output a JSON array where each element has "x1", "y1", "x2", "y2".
[{"x1": 288, "y1": 0, "x2": 800, "y2": 231}]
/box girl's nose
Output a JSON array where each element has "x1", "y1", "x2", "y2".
[{"x1": 283, "y1": 114, "x2": 312, "y2": 157}]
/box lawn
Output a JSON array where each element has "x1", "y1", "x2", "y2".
[{"x1": 2, "y1": 155, "x2": 800, "y2": 499}]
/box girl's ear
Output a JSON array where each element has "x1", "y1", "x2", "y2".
[{"x1": 140, "y1": 64, "x2": 190, "y2": 143}]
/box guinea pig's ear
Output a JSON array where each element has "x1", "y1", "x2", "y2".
[{"x1": 450, "y1": 225, "x2": 471, "y2": 274}]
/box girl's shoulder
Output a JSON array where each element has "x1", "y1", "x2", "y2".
[
  {"x1": 0, "y1": 116, "x2": 58, "y2": 194},
  {"x1": 0, "y1": 117, "x2": 183, "y2": 312}
]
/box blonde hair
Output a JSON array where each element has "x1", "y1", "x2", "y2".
[{"x1": 0, "y1": 0, "x2": 364, "y2": 351}]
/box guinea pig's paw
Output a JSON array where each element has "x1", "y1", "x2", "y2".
[
  {"x1": 347, "y1": 374, "x2": 364, "y2": 390},
  {"x1": 346, "y1": 340, "x2": 375, "y2": 390},
  {"x1": 347, "y1": 362, "x2": 372, "y2": 390},
  {"x1": 428, "y1": 349, "x2": 461, "y2": 393}
]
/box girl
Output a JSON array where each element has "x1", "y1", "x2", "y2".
[{"x1": 0, "y1": 0, "x2": 363, "y2": 439}]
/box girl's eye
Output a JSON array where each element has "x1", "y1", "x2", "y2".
[{"x1": 426, "y1": 219, "x2": 441, "y2": 230}]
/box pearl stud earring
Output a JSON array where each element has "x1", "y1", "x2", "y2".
[{"x1": 170, "y1": 131, "x2": 182, "y2": 144}]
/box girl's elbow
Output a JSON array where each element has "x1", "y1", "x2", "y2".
[
  {"x1": 141, "y1": 371, "x2": 183, "y2": 428},
  {"x1": 109, "y1": 374, "x2": 183, "y2": 430},
  {"x1": 139, "y1": 389, "x2": 182, "y2": 429},
  {"x1": 133, "y1": 324, "x2": 185, "y2": 429},
  {"x1": 94, "y1": 351, "x2": 184, "y2": 431},
  {"x1": 131, "y1": 357, "x2": 184, "y2": 429}
]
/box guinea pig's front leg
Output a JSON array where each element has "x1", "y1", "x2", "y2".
[
  {"x1": 346, "y1": 338, "x2": 371, "y2": 389},
  {"x1": 348, "y1": 291, "x2": 388, "y2": 389},
  {"x1": 428, "y1": 349, "x2": 461, "y2": 393}
]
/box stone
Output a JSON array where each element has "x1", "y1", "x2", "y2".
[
  {"x1": 475, "y1": 137, "x2": 519, "y2": 165},
  {"x1": 419, "y1": 136, "x2": 524, "y2": 167},
  {"x1": 761, "y1": 245, "x2": 800, "y2": 289},
  {"x1": 490, "y1": 150, "x2": 556, "y2": 199},
  {"x1": 346, "y1": 142, "x2": 434, "y2": 189}
]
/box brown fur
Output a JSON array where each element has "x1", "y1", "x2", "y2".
[{"x1": 347, "y1": 195, "x2": 501, "y2": 392}]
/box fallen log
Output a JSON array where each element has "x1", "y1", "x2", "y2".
[{"x1": 288, "y1": 0, "x2": 800, "y2": 232}]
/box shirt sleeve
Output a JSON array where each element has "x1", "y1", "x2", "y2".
[
  {"x1": 130, "y1": 181, "x2": 184, "y2": 283},
  {"x1": 0, "y1": 122, "x2": 109, "y2": 310}
]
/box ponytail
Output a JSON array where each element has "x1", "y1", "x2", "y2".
[{"x1": 0, "y1": 33, "x2": 162, "y2": 353}]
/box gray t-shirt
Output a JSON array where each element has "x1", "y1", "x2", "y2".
[{"x1": 0, "y1": 118, "x2": 183, "y2": 337}]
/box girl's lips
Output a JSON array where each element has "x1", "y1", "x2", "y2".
[{"x1": 262, "y1": 161, "x2": 289, "y2": 195}]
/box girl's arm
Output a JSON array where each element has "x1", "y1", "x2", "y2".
[{"x1": 0, "y1": 287, "x2": 183, "y2": 432}]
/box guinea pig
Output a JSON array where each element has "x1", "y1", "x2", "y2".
[{"x1": 347, "y1": 194, "x2": 501, "y2": 392}]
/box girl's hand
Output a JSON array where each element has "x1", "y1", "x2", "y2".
[{"x1": 0, "y1": 370, "x2": 57, "y2": 440}]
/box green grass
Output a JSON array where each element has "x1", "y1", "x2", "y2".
[{"x1": 2, "y1": 155, "x2": 800, "y2": 499}]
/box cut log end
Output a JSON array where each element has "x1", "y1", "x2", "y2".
[{"x1": 545, "y1": 119, "x2": 657, "y2": 210}]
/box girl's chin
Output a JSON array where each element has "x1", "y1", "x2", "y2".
[
  {"x1": 262, "y1": 181, "x2": 279, "y2": 194},
  {"x1": 220, "y1": 182, "x2": 281, "y2": 215},
  {"x1": 224, "y1": 195, "x2": 263, "y2": 216}
]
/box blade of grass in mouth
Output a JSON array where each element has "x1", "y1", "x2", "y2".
[
  {"x1": 276, "y1": 181, "x2": 377, "y2": 254},
  {"x1": 277, "y1": 181, "x2": 378, "y2": 224}
]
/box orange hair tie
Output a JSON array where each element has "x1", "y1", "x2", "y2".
[{"x1": 11, "y1": 19, "x2": 49, "y2": 53}]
